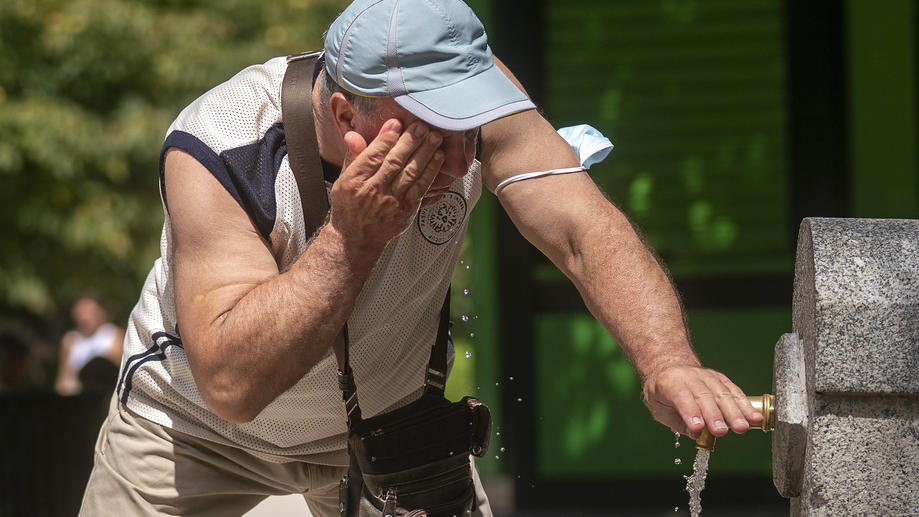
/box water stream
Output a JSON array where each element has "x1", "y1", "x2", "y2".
[{"x1": 683, "y1": 449, "x2": 711, "y2": 517}]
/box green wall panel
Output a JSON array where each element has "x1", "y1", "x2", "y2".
[
  {"x1": 847, "y1": 0, "x2": 919, "y2": 219},
  {"x1": 544, "y1": 0, "x2": 791, "y2": 277}
]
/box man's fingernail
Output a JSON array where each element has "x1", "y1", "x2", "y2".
[
  {"x1": 734, "y1": 418, "x2": 747, "y2": 427},
  {"x1": 389, "y1": 120, "x2": 401, "y2": 134},
  {"x1": 433, "y1": 150, "x2": 444, "y2": 161},
  {"x1": 413, "y1": 124, "x2": 426, "y2": 138},
  {"x1": 691, "y1": 417, "x2": 703, "y2": 426},
  {"x1": 715, "y1": 420, "x2": 727, "y2": 430}
]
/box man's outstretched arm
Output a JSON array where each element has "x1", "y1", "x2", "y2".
[{"x1": 480, "y1": 63, "x2": 762, "y2": 438}]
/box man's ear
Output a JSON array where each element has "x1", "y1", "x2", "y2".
[{"x1": 328, "y1": 92, "x2": 356, "y2": 137}]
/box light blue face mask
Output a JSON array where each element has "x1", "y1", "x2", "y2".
[{"x1": 556, "y1": 124, "x2": 614, "y2": 169}]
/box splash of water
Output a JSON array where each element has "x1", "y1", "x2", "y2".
[{"x1": 683, "y1": 449, "x2": 710, "y2": 517}]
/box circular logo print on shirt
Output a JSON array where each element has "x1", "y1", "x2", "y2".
[{"x1": 417, "y1": 191, "x2": 467, "y2": 245}]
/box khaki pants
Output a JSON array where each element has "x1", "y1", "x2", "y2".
[{"x1": 79, "y1": 397, "x2": 492, "y2": 517}]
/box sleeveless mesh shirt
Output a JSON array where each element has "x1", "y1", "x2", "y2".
[{"x1": 117, "y1": 57, "x2": 481, "y2": 461}]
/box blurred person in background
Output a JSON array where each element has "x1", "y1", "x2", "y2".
[{"x1": 54, "y1": 293, "x2": 124, "y2": 395}]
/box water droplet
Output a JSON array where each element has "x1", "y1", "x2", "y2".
[
  {"x1": 460, "y1": 260, "x2": 464, "y2": 265},
  {"x1": 674, "y1": 458, "x2": 682, "y2": 465},
  {"x1": 463, "y1": 288, "x2": 470, "y2": 296},
  {"x1": 465, "y1": 351, "x2": 472, "y2": 359},
  {"x1": 675, "y1": 441, "x2": 681, "y2": 448},
  {"x1": 516, "y1": 397, "x2": 523, "y2": 402},
  {"x1": 461, "y1": 314, "x2": 469, "y2": 322},
  {"x1": 495, "y1": 455, "x2": 500, "y2": 460},
  {"x1": 496, "y1": 431, "x2": 500, "y2": 436},
  {"x1": 495, "y1": 382, "x2": 499, "y2": 386},
  {"x1": 500, "y1": 447, "x2": 506, "y2": 452},
  {"x1": 371, "y1": 456, "x2": 376, "y2": 462},
  {"x1": 476, "y1": 385, "x2": 480, "y2": 390},
  {"x1": 469, "y1": 332, "x2": 475, "y2": 338},
  {"x1": 473, "y1": 315, "x2": 479, "y2": 320},
  {"x1": 449, "y1": 451, "x2": 454, "y2": 456},
  {"x1": 509, "y1": 376, "x2": 515, "y2": 381},
  {"x1": 674, "y1": 507, "x2": 679, "y2": 512},
  {"x1": 465, "y1": 264, "x2": 471, "y2": 270},
  {"x1": 516, "y1": 475, "x2": 521, "y2": 479}
]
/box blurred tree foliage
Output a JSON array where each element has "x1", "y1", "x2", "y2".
[{"x1": 0, "y1": 0, "x2": 347, "y2": 339}]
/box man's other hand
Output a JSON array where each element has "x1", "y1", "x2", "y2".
[
  {"x1": 642, "y1": 365, "x2": 764, "y2": 439},
  {"x1": 330, "y1": 119, "x2": 444, "y2": 252}
]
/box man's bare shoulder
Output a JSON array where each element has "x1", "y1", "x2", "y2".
[{"x1": 163, "y1": 148, "x2": 279, "y2": 292}]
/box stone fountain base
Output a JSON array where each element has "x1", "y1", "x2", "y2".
[{"x1": 772, "y1": 218, "x2": 919, "y2": 516}]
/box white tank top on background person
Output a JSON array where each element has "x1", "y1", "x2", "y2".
[{"x1": 67, "y1": 322, "x2": 120, "y2": 375}]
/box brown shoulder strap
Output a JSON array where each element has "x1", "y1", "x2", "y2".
[
  {"x1": 282, "y1": 51, "x2": 361, "y2": 423},
  {"x1": 282, "y1": 51, "x2": 330, "y2": 229}
]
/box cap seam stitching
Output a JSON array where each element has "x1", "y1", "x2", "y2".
[
  {"x1": 386, "y1": 0, "x2": 403, "y2": 96},
  {"x1": 337, "y1": 0, "x2": 386, "y2": 89}
]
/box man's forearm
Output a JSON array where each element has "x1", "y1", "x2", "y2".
[
  {"x1": 185, "y1": 224, "x2": 382, "y2": 423},
  {"x1": 568, "y1": 205, "x2": 700, "y2": 382}
]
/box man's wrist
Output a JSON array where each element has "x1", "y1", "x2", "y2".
[
  {"x1": 640, "y1": 357, "x2": 702, "y2": 385},
  {"x1": 318, "y1": 221, "x2": 387, "y2": 269}
]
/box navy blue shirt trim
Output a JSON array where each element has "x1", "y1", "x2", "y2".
[
  {"x1": 117, "y1": 331, "x2": 182, "y2": 404},
  {"x1": 160, "y1": 125, "x2": 287, "y2": 241}
]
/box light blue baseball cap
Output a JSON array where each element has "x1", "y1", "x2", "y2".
[{"x1": 323, "y1": 0, "x2": 536, "y2": 131}]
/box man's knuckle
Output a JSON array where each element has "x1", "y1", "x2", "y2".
[
  {"x1": 343, "y1": 178, "x2": 364, "y2": 192},
  {"x1": 693, "y1": 391, "x2": 714, "y2": 401},
  {"x1": 398, "y1": 168, "x2": 418, "y2": 184},
  {"x1": 384, "y1": 155, "x2": 405, "y2": 170}
]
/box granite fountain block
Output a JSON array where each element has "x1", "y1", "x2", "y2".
[
  {"x1": 773, "y1": 218, "x2": 919, "y2": 516},
  {"x1": 771, "y1": 333, "x2": 807, "y2": 498}
]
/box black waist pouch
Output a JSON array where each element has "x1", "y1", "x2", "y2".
[{"x1": 340, "y1": 394, "x2": 491, "y2": 517}]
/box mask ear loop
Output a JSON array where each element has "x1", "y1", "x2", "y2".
[{"x1": 493, "y1": 166, "x2": 587, "y2": 196}]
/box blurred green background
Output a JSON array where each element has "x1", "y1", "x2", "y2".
[{"x1": 1, "y1": 0, "x2": 917, "y2": 514}]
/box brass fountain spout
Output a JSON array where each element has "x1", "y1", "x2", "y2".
[{"x1": 695, "y1": 394, "x2": 774, "y2": 451}]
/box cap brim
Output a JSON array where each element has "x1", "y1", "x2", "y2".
[{"x1": 393, "y1": 64, "x2": 536, "y2": 131}]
